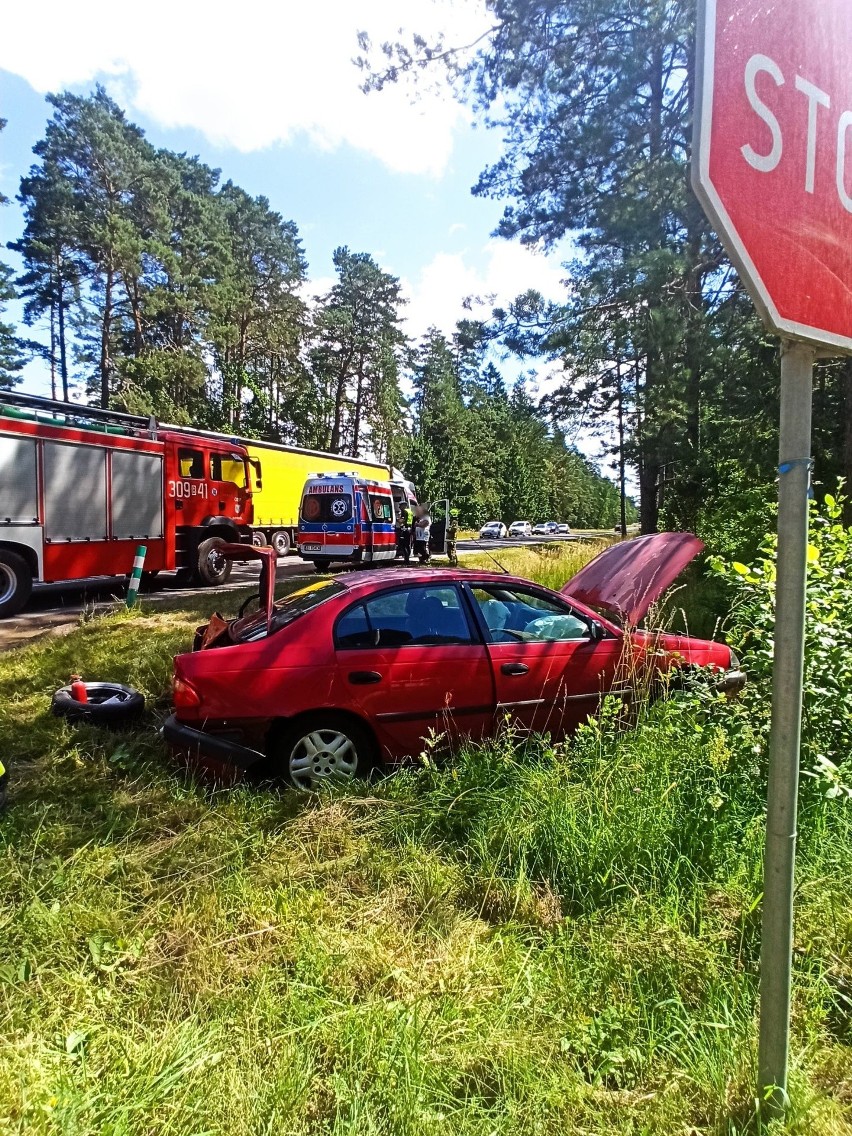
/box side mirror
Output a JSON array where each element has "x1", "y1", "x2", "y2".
[{"x1": 589, "y1": 620, "x2": 605, "y2": 641}]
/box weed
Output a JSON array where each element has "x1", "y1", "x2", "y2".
[{"x1": 0, "y1": 581, "x2": 850, "y2": 1134}]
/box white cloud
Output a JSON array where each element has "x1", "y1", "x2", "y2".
[
  {"x1": 402, "y1": 240, "x2": 567, "y2": 339},
  {"x1": 0, "y1": 0, "x2": 491, "y2": 176}
]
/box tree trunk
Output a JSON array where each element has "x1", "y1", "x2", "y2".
[
  {"x1": 352, "y1": 354, "x2": 366, "y2": 457},
  {"x1": 124, "y1": 273, "x2": 145, "y2": 356},
  {"x1": 616, "y1": 359, "x2": 627, "y2": 536},
  {"x1": 49, "y1": 296, "x2": 57, "y2": 401},
  {"x1": 100, "y1": 263, "x2": 114, "y2": 408},
  {"x1": 57, "y1": 270, "x2": 69, "y2": 403},
  {"x1": 330, "y1": 346, "x2": 356, "y2": 452}
]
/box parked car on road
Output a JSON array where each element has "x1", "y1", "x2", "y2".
[
  {"x1": 479, "y1": 521, "x2": 508, "y2": 539},
  {"x1": 164, "y1": 534, "x2": 746, "y2": 789},
  {"x1": 508, "y1": 521, "x2": 533, "y2": 538},
  {"x1": 555, "y1": 523, "x2": 572, "y2": 536}
]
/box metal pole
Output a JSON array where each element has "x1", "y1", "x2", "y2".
[{"x1": 758, "y1": 338, "x2": 814, "y2": 1116}]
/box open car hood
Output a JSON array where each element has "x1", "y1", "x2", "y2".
[
  {"x1": 192, "y1": 543, "x2": 277, "y2": 650},
  {"x1": 561, "y1": 532, "x2": 705, "y2": 625}
]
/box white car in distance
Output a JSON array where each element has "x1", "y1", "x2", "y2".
[
  {"x1": 479, "y1": 521, "x2": 508, "y2": 539},
  {"x1": 507, "y1": 520, "x2": 533, "y2": 538}
]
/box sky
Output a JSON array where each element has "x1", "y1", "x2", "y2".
[{"x1": 0, "y1": 0, "x2": 617, "y2": 476}]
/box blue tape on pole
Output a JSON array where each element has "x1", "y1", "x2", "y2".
[{"x1": 777, "y1": 458, "x2": 814, "y2": 498}]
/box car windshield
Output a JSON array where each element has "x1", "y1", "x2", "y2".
[{"x1": 232, "y1": 579, "x2": 346, "y2": 641}]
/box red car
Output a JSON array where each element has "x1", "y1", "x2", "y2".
[{"x1": 164, "y1": 533, "x2": 745, "y2": 789}]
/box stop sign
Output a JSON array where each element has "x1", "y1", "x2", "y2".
[{"x1": 693, "y1": 0, "x2": 852, "y2": 352}]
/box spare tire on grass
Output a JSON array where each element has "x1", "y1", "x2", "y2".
[{"x1": 51, "y1": 682, "x2": 145, "y2": 727}]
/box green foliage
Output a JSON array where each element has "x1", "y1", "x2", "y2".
[
  {"x1": 404, "y1": 328, "x2": 627, "y2": 528},
  {"x1": 710, "y1": 492, "x2": 852, "y2": 772},
  {"x1": 1, "y1": 597, "x2": 851, "y2": 1132}
]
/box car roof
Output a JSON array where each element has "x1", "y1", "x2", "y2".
[{"x1": 334, "y1": 567, "x2": 534, "y2": 594}]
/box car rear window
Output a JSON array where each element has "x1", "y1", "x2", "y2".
[{"x1": 233, "y1": 579, "x2": 346, "y2": 642}]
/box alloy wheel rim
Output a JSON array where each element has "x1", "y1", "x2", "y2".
[
  {"x1": 0, "y1": 564, "x2": 15, "y2": 606},
  {"x1": 288, "y1": 729, "x2": 357, "y2": 789}
]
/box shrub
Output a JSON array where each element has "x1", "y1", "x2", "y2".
[{"x1": 709, "y1": 492, "x2": 852, "y2": 776}]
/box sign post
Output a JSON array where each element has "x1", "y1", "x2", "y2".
[{"x1": 693, "y1": 0, "x2": 852, "y2": 1115}]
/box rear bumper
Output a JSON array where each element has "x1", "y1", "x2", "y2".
[
  {"x1": 161, "y1": 714, "x2": 265, "y2": 770},
  {"x1": 716, "y1": 668, "x2": 747, "y2": 696}
]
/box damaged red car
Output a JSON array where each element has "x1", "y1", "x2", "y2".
[{"x1": 163, "y1": 533, "x2": 745, "y2": 789}]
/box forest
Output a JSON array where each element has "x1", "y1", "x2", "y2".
[
  {"x1": 360, "y1": 0, "x2": 852, "y2": 555},
  {"x1": 0, "y1": 93, "x2": 625, "y2": 531}
]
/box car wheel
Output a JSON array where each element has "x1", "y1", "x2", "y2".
[
  {"x1": 0, "y1": 550, "x2": 33, "y2": 618},
  {"x1": 51, "y1": 682, "x2": 145, "y2": 726},
  {"x1": 196, "y1": 538, "x2": 233, "y2": 586},
  {"x1": 270, "y1": 530, "x2": 291, "y2": 557},
  {"x1": 273, "y1": 713, "x2": 376, "y2": 791},
  {"x1": 314, "y1": 558, "x2": 331, "y2": 573}
]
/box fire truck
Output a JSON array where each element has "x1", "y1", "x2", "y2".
[{"x1": 0, "y1": 392, "x2": 256, "y2": 618}]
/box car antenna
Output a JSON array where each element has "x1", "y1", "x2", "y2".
[{"x1": 483, "y1": 551, "x2": 509, "y2": 574}]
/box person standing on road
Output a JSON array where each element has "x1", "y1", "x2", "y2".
[
  {"x1": 396, "y1": 503, "x2": 412, "y2": 564},
  {"x1": 413, "y1": 506, "x2": 432, "y2": 565},
  {"x1": 446, "y1": 508, "x2": 459, "y2": 567}
]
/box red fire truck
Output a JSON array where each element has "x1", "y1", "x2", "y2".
[{"x1": 0, "y1": 392, "x2": 257, "y2": 618}]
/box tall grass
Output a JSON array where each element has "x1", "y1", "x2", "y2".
[
  {"x1": 461, "y1": 540, "x2": 605, "y2": 590},
  {"x1": 0, "y1": 596, "x2": 850, "y2": 1133}
]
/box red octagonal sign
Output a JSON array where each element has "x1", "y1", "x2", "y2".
[{"x1": 693, "y1": 0, "x2": 852, "y2": 352}]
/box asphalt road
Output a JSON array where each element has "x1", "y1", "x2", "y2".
[{"x1": 0, "y1": 533, "x2": 610, "y2": 650}]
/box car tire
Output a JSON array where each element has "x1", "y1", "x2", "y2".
[
  {"x1": 270, "y1": 530, "x2": 291, "y2": 557},
  {"x1": 196, "y1": 538, "x2": 233, "y2": 586},
  {"x1": 314, "y1": 558, "x2": 331, "y2": 573},
  {"x1": 0, "y1": 549, "x2": 33, "y2": 619},
  {"x1": 271, "y1": 713, "x2": 377, "y2": 791},
  {"x1": 51, "y1": 682, "x2": 145, "y2": 726}
]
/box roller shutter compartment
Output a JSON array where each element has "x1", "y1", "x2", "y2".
[
  {"x1": 0, "y1": 436, "x2": 39, "y2": 524},
  {"x1": 110, "y1": 451, "x2": 164, "y2": 540},
  {"x1": 44, "y1": 442, "x2": 107, "y2": 541}
]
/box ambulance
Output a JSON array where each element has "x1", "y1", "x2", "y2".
[{"x1": 297, "y1": 473, "x2": 404, "y2": 570}]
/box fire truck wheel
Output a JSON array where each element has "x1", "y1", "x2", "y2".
[
  {"x1": 52, "y1": 682, "x2": 145, "y2": 726},
  {"x1": 251, "y1": 530, "x2": 267, "y2": 548},
  {"x1": 197, "y1": 538, "x2": 233, "y2": 587},
  {"x1": 0, "y1": 550, "x2": 33, "y2": 618},
  {"x1": 270, "y1": 530, "x2": 291, "y2": 557}
]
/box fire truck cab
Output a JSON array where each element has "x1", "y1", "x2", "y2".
[
  {"x1": 0, "y1": 393, "x2": 255, "y2": 618},
  {"x1": 297, "y1": 473, "x2": 400, "y2": 571}
]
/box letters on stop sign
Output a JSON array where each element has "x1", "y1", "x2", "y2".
[
  {"x1": 692, "y1": 0, "x2": 852, "y2": 352},
  {"x1": 742, "y1": 53, "x2": 852, "y2": 212}
]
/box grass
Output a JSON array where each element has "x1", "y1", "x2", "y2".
[
  {"x1": 0, "y1": 578, "x2": 850, "y2": 1134},
  {"x1": 459, "y1": 539, "x2": 606, "y2": 591}
]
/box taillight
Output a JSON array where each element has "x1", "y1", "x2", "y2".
[{"x1": 173, "y1": 675, "x2": 202, "y2": 709}]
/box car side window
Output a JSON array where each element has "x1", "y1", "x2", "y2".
[
  {"x1": 335, "y1": 585, "x2": 474, "y2": 649},
  {"x1": 470, "y1": 585, "x2": 591, "y2": 643}
]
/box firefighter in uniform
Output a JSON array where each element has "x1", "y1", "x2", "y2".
[
  {"x1": 396, "y1": 502, "x2": 413, "y2": 564},
  {"x1": 446, "y1": 508, "x2": 459, "y2": 567}
]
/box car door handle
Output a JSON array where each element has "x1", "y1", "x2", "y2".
[
  {"x1": 501, "y1": 662, "x2": 529, "y2": 676},
  {"x1": 348, "y1": 670, "x2": 382, "y2": 685}
]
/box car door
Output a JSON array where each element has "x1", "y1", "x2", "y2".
[
  {"x1": 333, "y1": 582, "x2": 495, "y2": 761},
  {"x1": 465, "y1": 582, "x2": 624, "y2": 738}
]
